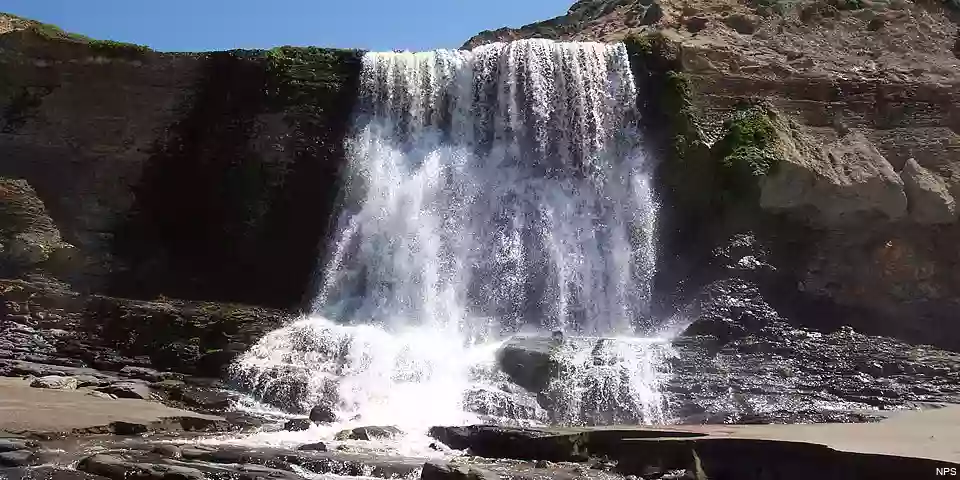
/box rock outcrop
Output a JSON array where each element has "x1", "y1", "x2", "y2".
[
  {"x1": 592, "y1": 0, "x2": 960, "y2": 350},
  {"x1": 0, "y1": 178, "x2": 75, "y2": 276},
  {"x1": 0, "y1": 279, "x2": 291, "y2": 377},
  {"x1": 0, "y1": 16, "x2": 363, "y2": 309},
  {"x1": 760, "y1": 131, "x2": 909, "y2": 225},
  {"x1": 900, "y1": 157, "x2": 958, "y2": 224}
]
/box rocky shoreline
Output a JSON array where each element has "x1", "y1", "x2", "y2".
[{"x1": 2, "y1": 276, "x2": 960, "y2": 479}]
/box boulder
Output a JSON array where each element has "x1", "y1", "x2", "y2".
[
  {"x1": 297, "y1": 442, "x2": 328, "y2": 452},
  {"x1": 462, "y1": 386, "x2": 548, "y2": 422},
  {"x1": 0, "y1": 466, "x2": 108, "y2": 480},
  {"x1": 78, "y1": 454, "x2": 204, "y2": 480},
  {"x1": 421, "y1": 461, "x2": 500, "y2": 480},
  {"x1": 96, "y1": 382, "x2": 152, "y2": 400},
  {"x1": 0, "y1": 440, "x2": 37, "y2": 453},
  {"x1": 76, "y1": 455, "x2": 132, "y2": 480},
  {"x1": 0, "y1": 450, "x2": 39, "y2": 467},
  {"x1": 75, "y1": 375, "x2": 107, "y2": 387},
  {"x1": 723, "y1": 13, "x2": 760, "y2": 34},
  {"x1": 178, "y1": 387, "x2": 234, "y2": 411},
  {"x1": 334, "y1": 426, "x2": 402, "y2": 441},
  {"x1": 119, "y1": 366, "x2": 164, "y2": 382},
  {"x1": 309, "y1": 403, "x2": 337, "y2": 423},
  {"x1": 495, "y1": 335, "x2": 562, "y2": 394},
  {"x1": 223, "y1": 412, "x2": 265, "y2": 431},
  {"x1": 109, "y1": 421, "x2": 149, "y2": 436},
  {"x1": 678, "y1": 279, "x2": 778, "y2": 343},
  {"x1": 284, "y1": 418, "x2": 313, "y2": 431},
  {"x1": 29, "y1": 375, "x2": 78, "y2": 390},
  {"x1": 900, "y1": 158, "x2": 957, "y2": 224},
  {"x1": 151, "y1": 445, "x2": 182, "y2": 459}
]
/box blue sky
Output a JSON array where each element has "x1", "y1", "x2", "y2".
[{"x1": 3, "y1": 0, "x2": 572, "y2": 53}]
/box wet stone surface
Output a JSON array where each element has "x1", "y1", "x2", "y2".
[{"x1": 495, "y1": 278, "x2": 960, "y2": 426}]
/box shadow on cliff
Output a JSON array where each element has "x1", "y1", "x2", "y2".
[{"x1": 110, "y1": 49, "x2": 362, "y2": 311}]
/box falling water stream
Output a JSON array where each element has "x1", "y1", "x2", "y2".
[{"x1": 232, "y1": 40, "x2": 671, "y2": 450}]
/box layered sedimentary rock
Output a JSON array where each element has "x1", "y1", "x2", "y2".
[
  {"x1": 464, "y1": 0, "x2": 960, "y2": 350},
  {"x1": 2, "y1": 1, "x2": 960, "y2": 352},
  {"x1": 0, "y1": 15, "x2": 362, "y2": 309}
]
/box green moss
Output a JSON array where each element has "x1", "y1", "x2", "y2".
[
  {"x1": 715, "y1": 106, "x2": 781, "y2": 201},
  {"x1": 622, "y1": 32, "x2": 702, "y2": 157},
  {"x1": 622, "y1": 31, "x2": 674, "y2": 69},
  {"x1": 663, "y1": 71, "x2": 702, "y2": 155}
]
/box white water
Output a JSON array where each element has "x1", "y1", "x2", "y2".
[{"x1": 233, "y1": 40, "x2": 668, "y2": 446}]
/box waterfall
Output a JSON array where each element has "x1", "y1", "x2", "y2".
[{"x1": 234, "y1": 39, "x2": 668, "y2": 432}]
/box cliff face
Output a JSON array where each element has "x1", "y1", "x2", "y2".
[
  {"x1": 2, "y1": 3, "x2": 960, "y2": 351},
  {"x1": 468, "y1": 0, "x2": 960, "y2": 349},
  {"x1": 470, "y1": 0, "x2": 959, "y2": 349},
  {"x1": 0, "y1": 16, "x2": 362, "y2": 309}
]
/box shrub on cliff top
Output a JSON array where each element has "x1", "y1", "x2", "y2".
[{"x1": 8, "y1": 14, "x2": 153, "y2": 59}]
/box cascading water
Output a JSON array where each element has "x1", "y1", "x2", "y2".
[{"x1": 234, "y1": 39, "x2": 671, "y2": 437}]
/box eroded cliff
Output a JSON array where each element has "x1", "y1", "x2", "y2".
[
  {"x1": 2, "y1": 2, "x2": 960, "y2": 354},
  {"x1": 0, "y1": 15, "x2": 363, "y2": 309},
  {"x1": 466, "y1": 0, "x2": 960, "y2": 349}
]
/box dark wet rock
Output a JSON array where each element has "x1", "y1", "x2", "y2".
[
  {"x1": 110, "y1": 421, "x2": 149, "y2": 436},
  {"x1": 334, "y1": 426, "x2": 401, "y2": 441},
  {"x1": 78, "y1": 454, "x2": 205, "y2": 480},
  {"x1": 678, "y1": 279, "x2": 775, "y2": 342},
  {"x1": 663, "y1": 278, "x2": 960, "y2": 424},
  {"x1": 684, "y1": 16, "x2": 710, "y2": 33},
  {"x1": 0, "y1": 279, "x2": 290, "y2": 380},
  {"x1": 178, "y1": 446, "x2": 218, "y2": 460},
  {"x1": 284, "y1": 418, "x2": 313, "y2": 431},
  {"x1": 167, "y1": 416, "x2": 231, "y2": 433},
  {"x1": 495, "y1": 336, "x2": 561, "y2": 394},
  {"x1": 224, "y1": 412, "x2": 265, "y2": 431},
  {"x1": 309, "y1": 403, "x2": 336, "y2": 423},
  {"x1": 75, "y1": 375, "x2": 107, "y2": 387},
  {"x1": 0, "y1": 467, "x2": 110, "y2": 480},
  {"x1": 151, "y1": 445, "x2": 182, "y2": 459},
  {"x1": 177, "y1": 387, "x2": 235, "y2": 411},
  {"x1": 0, "y1": 450, "x2": 38, "y2": 467},
  {"x1": 96, "y1": 382, "x2": 152, "y2": 400},
  {"x1": 29, "y1": 375, "x2": 78, "y2": 390},
  {"x1": 0, "y1": 440, "x2": 37, "y2": 453},
  {"x1": 297, "y1": 442, "x2": 328, "y2": 452},
  {"x1": 119, "y1": 366, "x2": 165, "y2": 382},
  {"x1": 231, "y1": 463, "x2": 303, "y2": 480},
  {"x1": 421, "y1": 460, "x2": 500, "y2": 480},
  {"x1": 462, "y1": 385, "x2": 548, "y2": 423},
  {"x1": 428, "y1": 425, "x2": 587, "y2": 461}
]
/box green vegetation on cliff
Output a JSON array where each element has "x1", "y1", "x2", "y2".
[
  {"x1": 715, "y1": 106, "x2": 780, "y2": 201},
  {"x1": 2, "y1": 13, "x2": 153, "y2": 59},
  {"x1": 623, "y1": 32, "x2": 782, "y2": 208}
]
